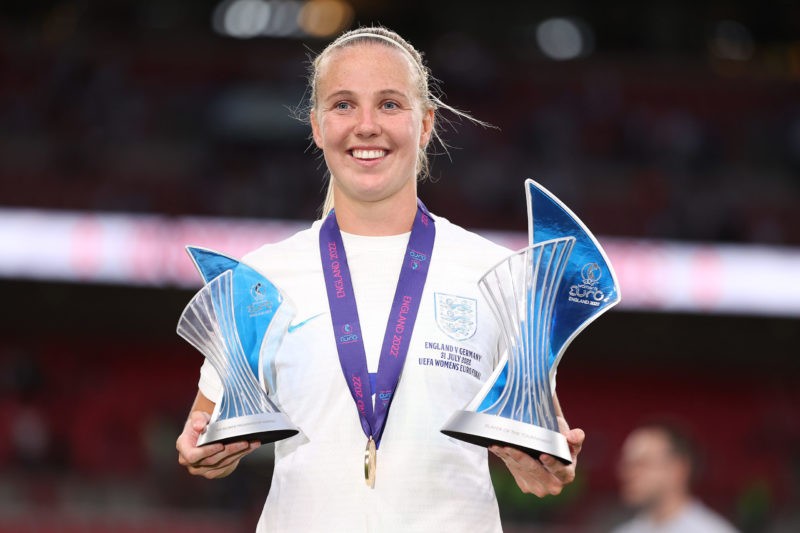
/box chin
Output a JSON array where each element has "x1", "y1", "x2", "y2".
[
  {"x1": 348, "y1": 184, "x2": 408, "y2": 203},
  {"x1": 620, "y1": 489, "x2": 647, "y2": 508}
]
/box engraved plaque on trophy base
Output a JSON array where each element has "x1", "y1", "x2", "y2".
[
  {"x1": 442, "y1": 410, "x2": 571, "y2": 464},
  {"x1": 197, "y1": 412, "x2": 298, "y2": 446}
]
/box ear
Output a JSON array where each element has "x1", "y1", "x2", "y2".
[
  {"x1": 419, "y1": 108, "x2": 434, "y2": 148},
  {"x1": 310, "y1": 109, "x2": 323, "y2": 149}
]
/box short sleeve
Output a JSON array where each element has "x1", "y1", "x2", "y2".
[{"x1": 198, "y1": 359, "x2": 223, "y2": 404}]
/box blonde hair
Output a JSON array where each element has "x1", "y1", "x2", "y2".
[{"x1": 303, "y1": 26, "x2": 489, "y2": 216}]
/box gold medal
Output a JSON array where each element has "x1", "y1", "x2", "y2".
[{"x1": 364, "y1": 436, "x2": 377, "y2": 488}]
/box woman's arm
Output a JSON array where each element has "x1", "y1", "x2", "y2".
[{"x1": 175, "y1": 390, "x2": 261, "y2": 479}]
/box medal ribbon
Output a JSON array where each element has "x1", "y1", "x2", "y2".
[{"x1": 319, "y1": 200, "x2": 435, "y2": 448}]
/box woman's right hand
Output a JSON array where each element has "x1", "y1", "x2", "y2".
[{"x1": 176, "y1": 410, "x2": 261, "y2": 479}]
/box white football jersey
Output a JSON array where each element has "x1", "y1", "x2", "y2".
[{"x1": 199, "y1": 215, "x2": 515, "y2": 532}]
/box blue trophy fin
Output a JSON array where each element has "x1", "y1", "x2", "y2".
[
  {"x1": 525, "y1": 179, "x2": 621, "y2": 369},
  {"x1": 185, "y1": 246, "x2": 294, "y2": 386},
  {"x1": 186, "y1": 246, "x2": 241, "y2": 284},
  {"x1": 226, "y1": 260, "x2": 292, "y2": 388},
  {"x1": 476, "y1": 180, "x2": 622, "y2": 413}
]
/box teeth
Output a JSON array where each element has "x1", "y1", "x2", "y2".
[{"x1": 352, "y1": 149, "x2": 385, "y2": 160}]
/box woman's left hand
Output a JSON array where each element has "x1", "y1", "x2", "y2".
[{"x1": 490, "y1": 416, "x2": 585, "y2": 497}]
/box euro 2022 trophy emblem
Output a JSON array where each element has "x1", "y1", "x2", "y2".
[
  {"x1": 441, "y1": 179, "x2": 621, "y2": 464},
  {"x1": 176, "y1": 247, "x2": 299, "y2": 446}
]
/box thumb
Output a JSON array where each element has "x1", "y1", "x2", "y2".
[
  {"x1": 190, "y1": 410, "x2": 212, "y2": 433},
  {"x1": 568, "y1": 428, "x2": 585, "y2": 445},
  {"x1": 568, "y1": 428, "x2": 585, "y2": 458}
]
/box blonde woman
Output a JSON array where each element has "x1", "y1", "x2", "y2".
[{"x1": 176, "y1": 27, "x2": 585, "y2": 532}]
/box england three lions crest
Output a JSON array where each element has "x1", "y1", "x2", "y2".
[{"x1": 434, "y1": 293, "x2": 477, "y2": 341}]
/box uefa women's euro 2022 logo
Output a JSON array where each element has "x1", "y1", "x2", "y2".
[
  {"x1": 409, "y1": 249, "x2": 428, "y2": 270},
  {"x1": 247, "y1": 281, "x2": 274, "y2": 317},
  {"x1": 339, "y1": 323, "x2": 360, "y2": 344},
  {"x1": 568, "y1": 262, "x2": 606, "y2": 307}
]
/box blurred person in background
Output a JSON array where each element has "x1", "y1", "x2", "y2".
[
  {"x1": 175, "y1": 26, "x2": 584, "y2": 532},
  {"x1": 612, "y1": 422, "x2": 738, "y2": 533}
]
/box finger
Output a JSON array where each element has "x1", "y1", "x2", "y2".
[
  {"x1": 494, "y1": 446, "x2": 539, "y2": 473},
  {"x1": 500, "y1": 447, "x2": 562, "y2": 486},
  {"x1": 540, "y1": 454, "x2": 576, "y2": 484},
  {"x1": 193, "y1": 440, "x2": 252, "y2": 468},
  {"x1": 188, "y1": 446, "x2": 251, "y2": 476},
  {"x1": 187, "y1": 441, "x2": 259, "y2": 476},
  {"x1": 204, "y1": 440, "x2": 261, "y2": 468},
  {"x1": 178, "y1": 446, "x2": 224, "y2": 468},
  {"x1": 204, "y1": 441, "x2": 259, "y2": 474},
  {"x1": 494, "y1": 445, "x2": 526, "y2": 462},
  {"x1": 492, "y1": 446, "x2": 564, "y2": 496},
  {"x1": 508, "y1": 448, "x2": 569, "y2": 491},
  {"x1": 177, "y1": 439, "x2": 224, "y2": 466},
  {"x1": 177, "y1": 436, "x2": 226, "y2": 466},
  {"x1": 498, "y1": 446, "x2": 547, "y2": 471},
  {"x1": 508, "y1": 465, "x2": 556, "y2": 497}
]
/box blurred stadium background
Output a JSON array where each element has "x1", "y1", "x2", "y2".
[{"x1": 1, "y1": 1, "x2": 799, "y2": 531}]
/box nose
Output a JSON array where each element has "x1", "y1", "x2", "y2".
[{"x1": 354, "y1": 107, "x2": 380, "y2": 137}]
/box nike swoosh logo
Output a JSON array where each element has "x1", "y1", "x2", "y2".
[{"x1": 288, "y1": 313, "x2": 324, "y2": 333}]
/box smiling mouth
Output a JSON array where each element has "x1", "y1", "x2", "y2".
[{"x1": 351, "y1": 149, "x2": 387, "y2": 160}]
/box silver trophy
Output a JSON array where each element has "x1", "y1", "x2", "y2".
[
  {"x1": 177, "y1": 247, "x2": 299, "y2": 446},
  {"x1": 442, "y1": 179, "x2": 620, "y2": 463}
]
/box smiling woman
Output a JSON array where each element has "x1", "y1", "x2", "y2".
[
  {"x1": 305, "y1": 27, "x2": 489, "y2": 223},
  {"x1": 175, "y1": 26, "x2": 585, "y2": 533},
  {"x1": 310, "y1": 41, "x2": 433, "y2": 235}
]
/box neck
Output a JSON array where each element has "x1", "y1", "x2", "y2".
[
  {"x1": 331, "y1": 190, "x2": 419, "y2": 236},
  {"x1": 647, "y1": 492, "x2": 691, "y2": 524}
]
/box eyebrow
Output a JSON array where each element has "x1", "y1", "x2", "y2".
[{"x1": 324, "y1": 89, "x2": 410, "y2": 101}]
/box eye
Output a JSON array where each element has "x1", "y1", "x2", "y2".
[
  {"x1": 334, "y1": 101, "x2": 351, "y2": 111},
  {"x1": 382, "y1": 101, "x2": 399, "y2": 110}
]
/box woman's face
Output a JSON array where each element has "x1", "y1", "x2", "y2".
[{"x1": 311, "y1": 43, "x2": 433, "y2": 210}]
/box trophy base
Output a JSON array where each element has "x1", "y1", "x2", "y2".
[
  {"x1": 197, "y1": 412, "x2": 299, "y2": 446},
  {"x1": 441, "y1": 410, "x2": 572, "y2": 465}
]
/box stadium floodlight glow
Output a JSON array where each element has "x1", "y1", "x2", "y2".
[
  {"x1": 536, "y1": 17, "x2": 593, "y2": 61},
  {"x1": 298, "y1": 0, "x2": 354, "y2": 38},
  {"x1": 213, "y1": 0, "x2": 272, "y2": 39},
  {"x1": 263, "y1": 0, "x2": 303, "y2": 37},
  {"x1": 213, "y1": 0, "x2": 352, "y2": 39}
]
